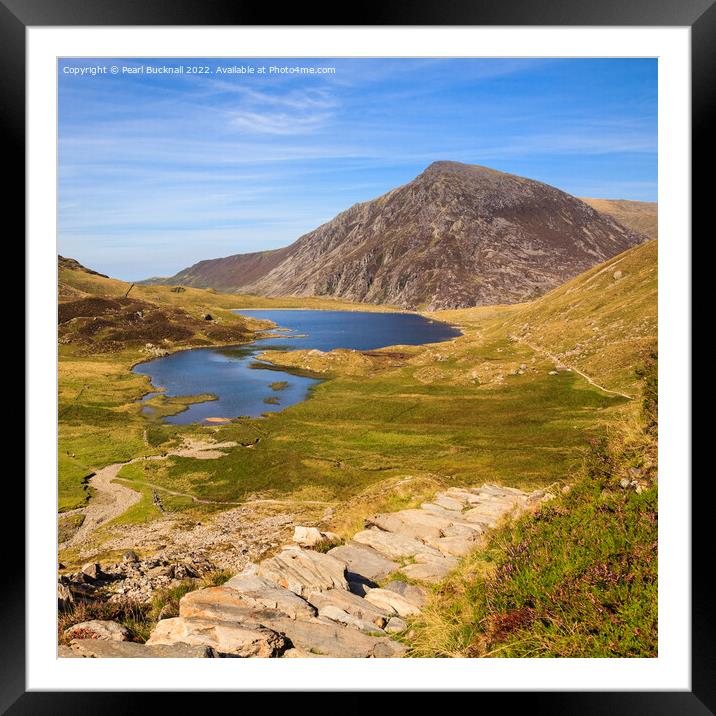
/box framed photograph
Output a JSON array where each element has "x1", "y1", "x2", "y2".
[{"x1": 11, "y1": 0, "x2": 705, "y2": 707}]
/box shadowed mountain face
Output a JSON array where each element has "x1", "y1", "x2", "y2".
[{"x1": 144, "y1": 162, "x2": 647, "y2": 310}]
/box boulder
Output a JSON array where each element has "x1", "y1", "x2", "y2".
[
  {"x1": 352, "y1": 528, "x2": 442, "y2": 561},
  {"x1": 258, "y1": 547, "x2": 348, "y2": 597},
  {"x1": 268, "y1": 617, "x2": 405, "y2": 658},
  {"x1": 64, "y1": 620, "x2": 130, "y2": 642},
  {"x1": 69, "y1": 639, "x2": 217, "y2": 658},
  {"x1": 364, "y1": 588, "x2": 421, "y2": 617},
  {"x1": 401, "y1": 559, "x2": 455, "y2": 584},
  {"x1": 432, "y1": 495, "x2": 465, "y2": 511},
  {"x1": 385, "y1": 617, "x2": 408, "y2": 634},
  {"x1": 382, "y1": 581, "x2": 428, "y2": 609},
  {"x1": 292, "y1": 526, "x2": 327, "y2": 548},
  {"x1": 81, "y1": 562, "x2": 104, "y2": 580},
  {"x1": 307, "y1": 588, "x2": 389, "y2": 628},
  {"x1": 327, "y1": 542, "x2": 398, "y2": 582},
  {"x1": 223, "y1": 574, "x2": 317, "y2": 620},
  {"x1": 179, "y1": 586, "x2": 288, "y2": 624},
  {"x1": 147, "y1": 617, "x2": 287, "y2": 658}
]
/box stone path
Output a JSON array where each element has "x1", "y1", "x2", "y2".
[
  {"x1": 60, "y1": 439, "x2": 238, "y2": 550},
  {"x1": 132, "y1": 483, "x2": 552, "y2": 658}
]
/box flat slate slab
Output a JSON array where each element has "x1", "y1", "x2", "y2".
[
  {"x1": 367, "y1": 512, "x2": 444, "y2": 540},
  {"x1": 328, "y1": 542, "x2": 399, "y2": 582},
  {"x1": 179, "y1": 586, "x2": 290, "y2": 625},
  {"x1": 317, "y1": 605, "x2": 386, "y2": 634},
  {"x1": 268, "y1": 616, "x2": 406, "y2": 658},
  {"x1": 401, "y1": 560, "x2": 456, "y2": 583},
  {"x1": 432, "y1": 494, "x2": 465, "y2": 511},
  {"x1": 353, "y1": 528, "x2": 443, "y2": 561},
  {"x1": 441, "y1": 522, "x2": 484, "y2": 538},
  {"x1": 428, "y1": 534, "x2": 479, "y2": 557},
  {"x1": 147, "y1": 616, "x2": 287, "y2": 658},
  {"x1": 69, "y1": 639, "x2": 217, "y2": 658},
  {"x1": 461, "y1": 506, "x2": 510, "y2": 525},
  {"x1": 223, "y1": 573, "x2": 317, "y2": 619},
  {"x1": 383, "y1": 580, "x2": 428, "y2": 609},
  {"x1": 364, "y1": 588, "x2": 421, "y2": 617},
  {"x1": 258, "y1": 547, "x2": 348, "y2": 597},
  {"x1": 308, "y1": 587, "x2": 390, "y2": 628},
  {"x1": 443, "y1": 487, "x2": 484, "y2": 504},
  {"x1": 420, "y1": 502, "x2": 468, "y2": 517}
]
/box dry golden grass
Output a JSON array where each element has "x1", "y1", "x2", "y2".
[{"x1": 581, "y1": 198, "x2": 658, "y2": 240}]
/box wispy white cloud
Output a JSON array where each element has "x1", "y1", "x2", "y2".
[{"x1": 230, "y1": 110, "x2": 334, "y2": 135}]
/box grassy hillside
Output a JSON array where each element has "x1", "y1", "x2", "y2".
[
  {"x1": 434, "y1": 240, "x2": 657, "y2": 396},
  {"x1": 61, "y1": 262, "x2": 402, "y2": 313},
  {"x1": 581, "y1": 198, "x2": 658, "y2": 240},
  {"x1": 407, "y1": 353, "x2": 658, "y2": 657}
]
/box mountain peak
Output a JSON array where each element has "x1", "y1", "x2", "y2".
[
  {"x1": 146, "y1": 165, "x2": 647, "y2": 310},
  {"x1": 421, "y1": 160, "x2": 495, "y2": 177}
]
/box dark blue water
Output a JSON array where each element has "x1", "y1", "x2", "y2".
[{"x1": 133, "y1": 310, "x2": 460, "y2": 424}]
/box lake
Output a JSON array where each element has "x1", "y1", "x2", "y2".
[{"x1": 132, "y1": 309, "x2": 461, "y2": 424}]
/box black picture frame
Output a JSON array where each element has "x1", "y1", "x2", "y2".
[{"x1": 8, "y1": 0, "x2": 704, "y2": 709}]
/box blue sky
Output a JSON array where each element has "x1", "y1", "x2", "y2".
[{"x1": 58, "y1": 58, "x2": 657, "y2": 280}]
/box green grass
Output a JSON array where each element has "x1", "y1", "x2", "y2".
[
  {"x1": 138, "y1": 354, "x2": 625, "y2": 506},
  {"x1": 406, "y1": 355, "x2": 658, "y2": 658}
]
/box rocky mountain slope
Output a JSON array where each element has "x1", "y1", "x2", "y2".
[{"x1": 145, "y1": 161, "x2": 647, "y2": 310}]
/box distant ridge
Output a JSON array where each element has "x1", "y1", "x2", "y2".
[
  {"x1": 580, "y1": 198, "x2": 658, "y2": 240},
  {"x1": 142, "y1": 161, "x2": 648, "y2": 310}
]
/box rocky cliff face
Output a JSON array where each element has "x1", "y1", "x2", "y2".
[{"x1": 148, "y1": 162, "x2": 647, "y2": 310}]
